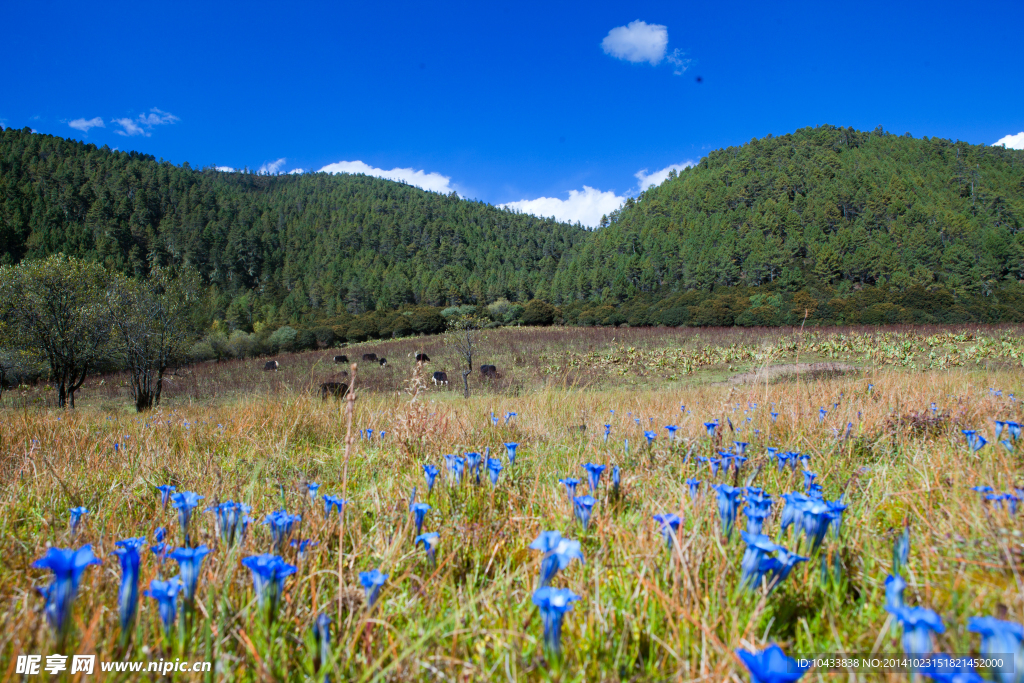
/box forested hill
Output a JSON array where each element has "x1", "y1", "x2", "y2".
[
  {"x1": 550, "y1": 125, "x2": 1024, "y2": 325},
  {"x1": 2, "y1": 124, "x2": 1024, "y2": 330},
  {"x1": 0, "y1": 126, "x2": 585, "y2": 322}
]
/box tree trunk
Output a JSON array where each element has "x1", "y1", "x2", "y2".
[
  {"x1": 461, "y1": 370, "x2": 471, "y2": 399},
  {"x1": 155, "y1": 367, "x2": 165, "y2": 406}
]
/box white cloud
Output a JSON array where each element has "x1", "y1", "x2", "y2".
[
  {"x1": 994, "y1": 132, "x2": 1024, "y2": 150},
  {"x1": 68, "y1": 117, "x2": 104, "y2": 133},
  {"x1": 114, "y1": 118, "x2": 147, "y2": 137},
  {"x1": 635, "y1": 160, "x2": 697, "y2": 191},
  {"x1": 288, "y1": 168, "x2": 305, "y2": 174},
  {"x1": 318, "y1": 160, "x2": 455, "y2": 193},
  {"x1": 602, "y1": 20, "x2": 668, "y2": 65},
  {"x1": 258, "y1": 158, "x2": 287, "y2": 174},
  {"x1": 500, "y1": 186, "x2": 625, "y2": 228},
  {"x1": 114, "y1": 107, "x2": 179, "y2": 136},
  {"x1": 216, "y1": 166, "x2": 235, "y2": 172},
  {"x1": 666, "y1": 49, "x2": 691, "y2": 75}
]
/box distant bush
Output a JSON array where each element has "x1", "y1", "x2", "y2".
[
  {"x1": 521, "y1": 299, "x2": 555, "y2": 326},
  {"x1": 408, "y1": 307, "x2": 445, "y2": 334},
  {"x1": 295, "y1": 329, "x2": 317, "y2": 351},
  {"x1": 227, "y1": 330, "x2": 258, "y2": 359},
  {"x1": 441, "y1": 305, "x2": 477, "y2": 319},
  {"x1": 313, "y1": 327, "x2": 336, "y2": 348},
  {"x1": 269, "y1": 326, "x2": 298, "y2": 352}
]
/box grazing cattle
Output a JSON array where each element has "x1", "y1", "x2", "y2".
[
  {"x1": 362, "y1": 353, "x2": 378, "y2": 362},
  {"x1": 263, "y1": 361, "x2": 279, "y2": 371},
  {"x1": 480, "y1": 364, "x2": 499, "y2": 379},
  {"x1": 319, "y1": 382, "x2": 348, "y2": 400},
  {"x1": 415, "y1": 353, "x2": 430, "y2": 362},
  {"x1": 334, "y1": 355, "x2": 349, "y2": 363},
  {"x1": 378, "y1": 358, "x2": 388, "y2": 367},
  {"x1": 432, "y1": 371, "x2": 449, "y2": 386}
]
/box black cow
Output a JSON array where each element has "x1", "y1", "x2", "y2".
[
  {"x1": 319, "y1": 382, "x2": 348, "y2": 400},
  {"x1": 263, "y1": 360, "x2": 279, "y2": 371},
  {"x1": 378, "y1": 358, "x2": 388, "y2": 367},
  {"x1": 432, "y1": 371, "x2": 449, "y2": 386},
  {"x1": 334, "y1": 355, "x2": 349, "y2": 363},
  {"x1": 415, "y1": 353, "x2": 430, "y2": 362},
  {"x1": 362, "y1": 353, "x2": 378, "y2": 362},
  {"x1": 480, "y1": 364, "x2": 499, "y2": 379}
]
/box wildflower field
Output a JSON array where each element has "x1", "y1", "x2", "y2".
[{"x1": 2, "y1": 325, "x2": 1024, "y2": 682}]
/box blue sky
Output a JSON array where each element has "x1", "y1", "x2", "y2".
[{"x1": 3, "y1": 0, "x2": 1022, "y2": 226}]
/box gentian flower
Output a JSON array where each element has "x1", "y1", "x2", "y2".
[
  {"x1": 290, "y1": 539, "x2": 318, "y2": 562},
  {"x1": 1007, "y1": 421, "x2": 1022, "y2": 440},
  {"x1": 423, "y1": 464, "x2": 440, "y2": 492},
  {"x1": 156, "y1": 485, "x2": 176, "y2": 510},
  {"x1": 734, "y1": 441, "x2": 749, "y2": 455},
  {"x1": 415, "y1": 532, "x2": 440, "y2": 566},
  {"x1": 573, "y1": 495, "x2": 596, "y2": 531},
  {"x1": 971, "y1": 486, "x2": 995, "y2": 494},
  {"x1": 559, "y1": 477, "x2": 580, "y2": 501},
  {"x1": 307, "y1": 482, "x2": 321, "y2": 500},
  {"x1": 69, "y1": 506, "x2": 89, "y2": 535},
  {"x1": 170, "y1": 491, "x2": 204, "y2": 542},
  {"x1": 800, "y1": 500, "x2": 833, "y2": 553},
  {"x1": 314, "y1": 613, "x2": 332, "y2": 677},
  {"x1": 967, "y1": 616, "x2": 1024, "y2": 683},
  {"x1": 208, "y1": 501, "x2": 250, "y2": 547},
  {"x1": 819, "y1": 407, "x2": 827, "y2": 422},
  {"x1": 112, "y1": 537, "x2": 145, "y2": 638},
  {"x1": 744, "y1": 506, "x2": 769, "y2": 535},
  {"x1": 780, "y1": 493, "x2": 811, "y2": 536},
  {"x1": 736, "y1": 643, "x2": 810, "y2": 683},
  {"x1": 532, "y1": 587, "x2": 580, "y2": 655},
  {"x1": 151, "y1": 527, "x2": 169, "y2": 563},
  {"x1": 644, "y1": 430, "x2": 657, "y2": 445},
  {"x1": 612, "y1": 465, "x2": 621, "y2": 497},
  {"x1": 464, "y1": 452, "x2": 482, "y2": 484},
  {"x1": 894, "y1": 606, "x2": 944, "y2": 657},
  {"x1": 712, "y1": 484, "x2": 743, "y2": 539},
  {"x1": 169, "y1": 545, "x2": 211, "y2": 602},
  {"x1": 827, "y1": 499, "x2": 847, "y2": 537},
  {"x1": 885, "y1": 574, "x2": 906, "y2": 613},
  {"x1": 411, "y1": 502, "x2": 431, "y2": 535},
  {"x1": 700, "y1": 456, "x2": 723, "y2": 477},
  {"x1": 145, "y1": 577, "x2": 182, "y2": 634},
  {"x1": 740, "y1": 532, "x2": 779, "y2": 589},
  {"x1": 505, "y1": 412, "x2": 517, "y2": 424},
  {"x1": 530, "y1": 531, "x2": 584, "y2": 586},
  {"x1": 653, "y1": 513, "x2": 681, "y2": 548},
  {"x1": 582, "y1": 463, "x2": 605, "y2": 493},
  {"x1": 687, "y1": 478, "x2": 701, "y2": 499},
  {"x1": 765, "y1": 547, "x2": 808, "y2": 590},
  {"x1": 604, "y1": 424, "x2": 611, "y2": 443},
  {"x1": 359, "y1": 568, "x2": 388, "y2": 607},
  {"x1": 893, "y1": 525, "x2": 910, "y2": 573},
  {"x1": 1002, "y1": 440, "x2": 1015, "y2": 453},
  {"x1": 704, "y1": 421, "x2": 718, "y2": 437},
  {"x1": 322, "y1": 495, "x2": 348, "y2": 519},
  {"x1": 264, "y1": 510, "x2": 301, "y2": 552},
  {"x1": 242, "y1": 553, "x2": 297, "y2": 614},
  {"x1": 624, "y1": 438, "x2": 629, "y2": 457},
  {"x1": 487, "y1": 457, "x2": 504, "y2": 485},
  {"x1": 446, "y1": 455, "x2": 466, "y2": 485},
  {"x1": 770, "y1": 412, "x2": 779, "y2": 423},
  {"x1": 33, "y1": 545, "x2": 101, "y2": 637},
  {"x1": 504, "y1": 443, "x2": 518, "y2": 464},
  {"x1": 995, "y1": 420, "x2": 1007, "y2": 440},
  {"x1": 801, "y1": 470, "x2": 817, "y2": 492}
]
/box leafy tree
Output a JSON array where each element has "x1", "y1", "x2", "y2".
[
  {"x1": 444, "y1": 314, "x2": 487, "y2": 398},
  {"x1": 521, "y1": 299, "x2": 555, "y2": 326},
  {"x1": 0, "y1": 254, "x2": 111, "y2": 408}
]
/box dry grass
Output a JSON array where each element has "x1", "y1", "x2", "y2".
[{"x1": 0, "y1": 330, "x2": 1022, "y2": 681}]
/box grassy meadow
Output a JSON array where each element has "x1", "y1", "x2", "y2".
[{"x1": 1, "y1": 325, "x2": 1023, "y2": 681}]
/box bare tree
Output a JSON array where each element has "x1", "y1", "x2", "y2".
[
  {"x1": 443, "y1": 314, "x2": 487, "y2": 398},
  {"x1": 0, "y1": 254, "x2": 112, "y2": 408},
  {"x1": 107, "y1": 266, "x2": 202, "y2": 411}
]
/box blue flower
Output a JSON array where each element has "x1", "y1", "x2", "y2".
[
  {"x1": 995, "y1": 420, "x2": 1007, "y2": 440},
  {"x1": 968, "y1": 616, "x2": 1024, "y2": 683},
  {"x1": 699, "y1": 456, "x2": 723, "y2": 477},
  {"x1": 612, "y1": 465, "x2": 621, "y2": 496},
  {"x1": 1002, "y1": 440, "x2": 1015, "y2": 453},
  {"x1": 734, "y1": 441, "x2": 749, "y2": 455},
  {"x1": 885, "y1": 574, "x2": 906, "y2": 613},
  {"x1": 504, "y1": 443, "x2": 519, "y2": 464},
  {"x1": 827, "y1": 499, "x2": 847, "y2": 537},
  {"x1": 487, "y1": 457, "x2": 504, "y2": 485},
  {"x1": 800, "y1": 500, "x2": 833, "y2": 553},
  {"x1": 33, "y1": 545, "x2": 102, "y2": 637},
  {"x1": 740, "y1": 532, "x2": 779, "y2": 589},
  {"x1": 444, "y1": 454, "x2": 466, "y2": 485},
  {"x1": 736, "y1": 643, "x2": 810, "y2": 683},
  {"x1": 411, "y1": 502, "x2": 431, "y2": 535},
  {"x1": 963, "y1": 429, "x2": 987, "y2": 451},
  {"x1": 242, "y1": 553, "x2": 297, "y2": 614},
  {"x1": 505, "y1": 412, "x2": 517, "y2": 424},
  {"x1": 170, "y1": 491, "x2": 204, "y2": 541},
  {"x1": 1007, "y1": 421, "x2": 1022, "y2": 440},
  {"x1": 314, "y1": 613, "x2": 332, "y2": 676},
  {"x1": 112, "y1": 537, "x2": 145, "y2": 637},
  {"x1": 322, "y1": 495, "x2": 348, "y2": 519},
  {"x1": 582, "y1": 463, "x2": 606, "y2": 493},
  {"x1": 557, "y1": 477, "x2": 580, "y2": 502},
  {"x1": 290, "y1": 539, "x2": 318, "y2": 562},
  {"x1": 145, "y1": 577, "x2": 182, "y2": 634},
  {"x1": 532, "y1": 587, "x2": 580, "y2": 655},
  {"x1": 712, "y1": 484, "x2": 744, "y2": 539},
  {"x1": 307, "y1": 482, "x2": 320, "y2": 500},
  {"x1": 704, "y1": 421, "x2": 718, "y2": 437},
  {"x1": 423, "y1": 464, "x2": 440, "y2": 492},
  {"x1": 573, "y1": 495, "x2": 596, "y2": 531},
  {"x1": 264, "y1": 510, "x2": 301, "y2": 551},
  {"x1": 416, "y1": 532, "x2": 440, "y2": 565},
  {"x1": 359, "y1": 568, "x2": 388, "y2": 607},
  {"x1": 644, "y1": 430, "x2": 657, "y2": 445},
  {"x1": 687, "y1": 478, "x2": 702, "y2": 499},
  {"x1": 893, "y1": 525, "x2": 910, "y2": 573},
  {"x1": 150, "y1": 527, "x2": 169, "y2": 563},
  {"x1": 770, "y1": 412, "x2": 779, "y2": 423},
  {"x1": 68, "y1": 506, "x2": 89, "y2": 535},
  {"x1": 603, "y1": 424, "x2": 611, "y2": 443},
  {"x1": 464, "y1": 452, "x2": 482, "y2": 484},
  {"x1": 156, "y1": 484, "x2": 176, "y2": 510},
  {"x1": 744, "y1": 506, "x2": 770, "y2": 535},
  {"x1": 802, "y1": 470, "x2": 817, "y2": 492},
  {"x1": 894, "y1": 606, "x2": 944, "y2": 658},
  {"x1": 818, "y1": 407, "x2": 827, "y2": 422},
  {"x1": 169, "y1": 545, "x2": 211, "y2": 602},
  {"x1": 207, "y1": 501, "x2": 251, "y2": 547},
  {"x1": 653, "y1": 513, "x2": 681, "y2": 547},
  {"x1": 745, "y1": 488, "x2": 773, "y2": 515},
  {"x1": 971, "y1": 485, "x2": 995, "y2": 494},
  {"x1": 780, "y1": 493, "x2": 811, "y2": 535},
  {"x1": 764, "y1": 547, "x2": 808, "y2": 591},
  {"x1": 530, "y1": 531, "x2": 584, "y2": 586}
]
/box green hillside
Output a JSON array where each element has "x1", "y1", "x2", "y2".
[{"x1": 2, "y1": 124, "x2": 1023, "y2": 330}]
